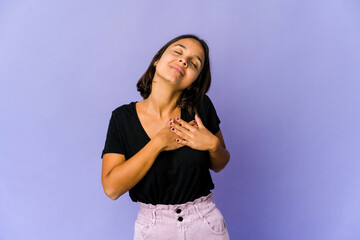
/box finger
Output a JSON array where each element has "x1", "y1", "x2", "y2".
[
  {"x1": 169, "y1": 118, "x2": 185, "y2": 127},
  {"x1": 176, "y1": 138, "x2": 191, "y2": 147},
  {"x1": 169, "y1": 120, "x2": 184, "y2": 128},
  {"x1": 194, "y1": 114, "x2": 204, "y2": 128},
  {"x1": 169, "y1": 119, "x2": 197, "y2": 129},
  {"x1": 175, "y1": 117, "x2": 196, "y2": 131},
  {"x1": 189, "y1": 120, "x2": 198, "y2": 126},
  {"x1": 171, "y1": 124, "x2": 194, "y2": 139},
  {"x1": 189, "y1": 120, "x2": 199, "y2": 127}
]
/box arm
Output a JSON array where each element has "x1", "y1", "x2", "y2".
[
  {"x1": 208, "y1": 129, "x2": 230, "y2": 173},
  {"x1": 101, "y1": 121, "x2": 187, "y2": 201},
  {"x1": 101, "y1": 137, "x2": 163, "y2": 200}
]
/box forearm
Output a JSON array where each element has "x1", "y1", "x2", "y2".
[
  {"x1": 208, "y1": 138, "x2": 230, "y2": 173},
  {"x1": 104, "y1": 137, "x2": 163, "y2": 200}
]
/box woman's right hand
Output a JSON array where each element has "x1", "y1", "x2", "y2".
[{"x1": 155, "y1": 119, "x2": 198, "y2": 151}]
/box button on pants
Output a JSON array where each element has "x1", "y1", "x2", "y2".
[{"x1": 134, "y1": 192, "x2": 230, "y2": 240}]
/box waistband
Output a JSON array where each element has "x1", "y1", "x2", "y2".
[
  {"x1": 137, "y1": 192, "x2": 214, "y2": 210},
  {"x1": 136, "y1": 193, "x2": 216, "y2": 225}
]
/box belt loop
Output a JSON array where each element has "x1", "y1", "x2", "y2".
[
  {"x1": 151, "y1": 209, "x2": 156, "y2": 225},
  {"x1": 194, "y1": 205, "x2": 204, "y2": 220}
]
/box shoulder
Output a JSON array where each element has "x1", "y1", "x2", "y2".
[
  {"x1": 197, "y1": 94, "x2": 221, "y2": 134},
  {"x1": 202, "y1": 94, "x2": 212, "y2": 104},
  {"x1": 197, "y1": 94, "x2": 218, "y2": 118},
  {"x1": 199, "y1": 94, "x2": 215, "y2": 111},
  {"x1": 109, "y1": 101, "x2": 136, "y2": 124},
  {"x1": 112, "y1": 101, "x2": 135, "y2": 116}
]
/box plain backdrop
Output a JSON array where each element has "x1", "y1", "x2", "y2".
[{"x1": 1, "y1": 0, "x2": 359, "y2": 239}]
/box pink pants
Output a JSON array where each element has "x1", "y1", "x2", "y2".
[{"x1": 134, "y1": 192, "x2": 230, "y2": 240}]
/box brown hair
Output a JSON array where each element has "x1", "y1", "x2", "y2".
[{"x1": 136, "y1": 34, "x2": 212, "y2": 118}]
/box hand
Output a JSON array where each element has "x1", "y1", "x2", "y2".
[
  {"x1": 170, "y1": 113, "x2": 217, "y2": 151},
  {"x1": 155, "y1": 119, "x2": 198, "y2": 151}
]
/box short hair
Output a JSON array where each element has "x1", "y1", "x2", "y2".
[{"x1": 136, "y1": 34, "x2": 212, "y2": 118}]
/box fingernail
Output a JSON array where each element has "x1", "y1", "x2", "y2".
[
  {"x1": 176, "y1": 117, "x2": 179, "y2": 121},
  {"x1": 169, "y1": 122, "x2": 172, "y2": 125},
  {"x1": 193, "y1": 120, "x2": 197, "y2": 123},
  {"x1": 176, "y1": 139, "x2": 179, "y2": 142},
  {"x1": 170, "y1": 118, "x2": 173, "y2": 121},
  {"x1": 171, "y1": 127, "x2": 174, "y2": 131}
]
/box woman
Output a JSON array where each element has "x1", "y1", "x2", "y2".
[{"x1": 101, "y1": 34, "x2": 230, "y2": 240}]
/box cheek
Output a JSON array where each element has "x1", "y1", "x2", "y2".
[
  {"x1": 193, "y1": 68, "x2": 202, "y2": 78},
  {"x1": 187, "y1": 71, "x2": 199, "y2": 82},
  {"x1": 159, "y1": 53, "x2": 174, "y2": 63}
]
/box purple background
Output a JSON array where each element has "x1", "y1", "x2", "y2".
[{"x1": 1, "y1": 1, "x2": 359, "y2": 239}]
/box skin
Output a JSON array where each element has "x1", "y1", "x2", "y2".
[{"x1": 101, "y1": 38, "x2": 230, "y2": 200}]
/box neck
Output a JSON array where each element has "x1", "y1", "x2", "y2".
[{"x1": 143, "y1": 80, "x2": 183, "y2": 119}]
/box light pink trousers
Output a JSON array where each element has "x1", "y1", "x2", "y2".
[{"x1": 134, "y1": 192, "x2": 230, "y2": 240}]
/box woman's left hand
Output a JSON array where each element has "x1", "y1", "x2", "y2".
[{"x1": 170, "y1": 113, "x2": 218, "y2": 151}]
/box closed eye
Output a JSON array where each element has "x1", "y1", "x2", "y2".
[{"x1": 174, "y1": 50, "x2": 198, "y2": 69}]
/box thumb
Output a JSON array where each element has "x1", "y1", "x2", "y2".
[{"x1": 195, "y1": 113, "x2": 204, "y2": 127}]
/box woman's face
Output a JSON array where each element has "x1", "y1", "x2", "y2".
[{"x1": 153, "y1": 38, "x2": 205, "y2": 91}]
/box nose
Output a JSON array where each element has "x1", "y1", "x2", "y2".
[{"x1": 179, "y1": 59, "x2": 187, "y2": 67}]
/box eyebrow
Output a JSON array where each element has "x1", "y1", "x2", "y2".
[{"x1": 174, "y1": 44, "x2": 203, "y2": 67}]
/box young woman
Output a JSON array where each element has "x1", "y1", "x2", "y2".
[{"x1": 101, "y1": 34, "x2": 230, "y2": 240}]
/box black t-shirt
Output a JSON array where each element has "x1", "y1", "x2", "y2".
[{"x1": 101, "y1": 94, "x2": 221, "y2": 204}]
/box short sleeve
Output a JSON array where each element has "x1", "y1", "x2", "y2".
[
  {"x1": 204, "y1": 95, "x2": 221, "y2": 135},
  {"x1": 101, "y1": 111, "x2": 126, "y2": 159}
]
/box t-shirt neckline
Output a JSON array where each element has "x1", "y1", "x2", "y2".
[{"x1": 132, "y1": 101, "x2": 184, "y2": 141}]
